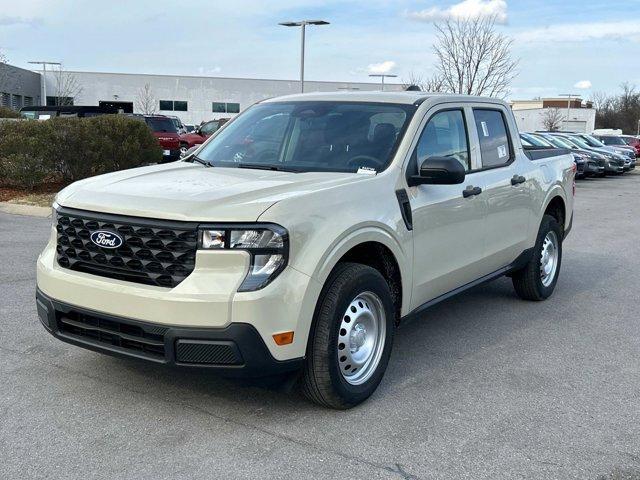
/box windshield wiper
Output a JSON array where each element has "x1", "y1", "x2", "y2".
[
  {"x1": 237, "y1": 163, "x2": 299, "y2": 172},
  {"x1": 188, "y1": 155, "x2": 211, "y2": 167}
]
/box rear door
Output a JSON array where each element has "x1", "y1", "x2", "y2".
[
  {"x1": 468, "y1": 106, "x2": 532, "y2": 272},
  {"x1": 406, "y1": 105, "x2": 488, "y2": 308}
]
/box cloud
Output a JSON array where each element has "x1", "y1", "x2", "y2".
[
  {"x1": 517, "y1": 21, "x2": 640, "y2": 43},
  {"x1": 574, "y1": 80, "x2": 592, "y2": 90},
  {"x1": 407, "y1": 0, "x2": 508, "y2": 24},
  {"x1": 0, "y1": 16, "x2": 40, "y2": 26},
  {"x1": 367, "y1": 60, "x2": 396, "y2": 75}
]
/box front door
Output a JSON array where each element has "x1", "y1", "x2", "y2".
[{"x1": 407, "y1": 107, "x2": 488, "y2": 310}]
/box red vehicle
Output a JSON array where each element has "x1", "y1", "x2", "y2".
[
  {"x1": 179, "y1": 119, "x2": 228, "y2": 156},
  {"x1": 129, "y1": 115, "x2": 181, "y2": 162},
  {"x1": 621, "y1": 135, "x2": 640, "y2": 157}
]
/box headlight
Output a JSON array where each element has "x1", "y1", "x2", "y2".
[
  {"x1": 198, "y1": 224, "x2": 288, "y2": 291},
  {"x1": 51, "y1": 202, "x2": 59, "y2": 228}
]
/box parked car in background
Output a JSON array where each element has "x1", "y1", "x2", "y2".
[
  {"x1": 576, "y1": 133, "x2": 636, "y2": 163},
  {"x1": 571, "y1": 134, "x2": 636, "y2": 171},
  {"x1": 594, "y1": 135, "x2": 637, "y2": 157},
  {"x1": 534, "y1": 133, "x2": 609, "y2": 176},
  {"x1": 184, "y1": 124, "x2": 196, "y2": 133},
  {"x1": 546, "y1": 133, "x2": 627, "y2": 174},
  {"x1": 129, "y1": 114, "x2": 181, "y2": 162},
  {"x1": 179, "y1": 118, "x2": 229, "y2": 156},
  {"x1": 165, "y1": 115, "x2": 187, "y2": 134},
  {"x1": 20, "y1": 105, "x2": 120, "y2": 120},
  {"x1": 620, "y1": 135, "x2": 640, "y2": 157},
  {"x1": 37, "y1": 92, "x2": 575, "y2": 408}
]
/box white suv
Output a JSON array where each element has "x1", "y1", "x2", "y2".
[{"x1": 37, "y1": 92, "x2": 575, "y2": 408}]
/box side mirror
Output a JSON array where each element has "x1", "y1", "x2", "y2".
[
  {"x1": 183, "y1": 145, "x2": 199, "y2": 158},
  {"x1": 408, "y1": 156, "x2": 466, "y2": 186}
]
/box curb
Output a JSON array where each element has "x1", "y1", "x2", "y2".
[{"x1": 0, "y1": 202, "x2": 52, "y2": 218}]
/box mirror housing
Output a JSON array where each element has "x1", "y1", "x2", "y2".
[{"x1": 408, "y1": 156, "x2": 466, "y2": 186}]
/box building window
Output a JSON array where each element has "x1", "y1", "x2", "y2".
[
  {"x1": 0, "y1": 92, "x2": 9, "y2": 108},
  {"x1": 173, "y1": 101, "x2": 188, "y2": 111},
  {"x1": 24, "y1": 96, "x2": 33, "y2": 107},
  {"x1": 159, "y1": 100, "x2": 188, "y2": 111},
  {"x1": 212, "y1": 102, "x2": 240, "y2": 113},
  {"x1": 46, "y1": 96, "x2": 74, "y2": 106},
  {"x1": 11, "y1": 95, "x2": 23, "y2": 110}
]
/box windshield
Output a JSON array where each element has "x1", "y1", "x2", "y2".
[
  {"x1": 521, "y1": 133, "x2": 552, "y2": 147},
  {"x1": 599, "y1": 136, "x2": 626, "y2": 146},
  {"x1": 581, "y1": 134, "x2": 606, "y2": 147},
  {"x1": 543, "y1": 135, "x2": 574, "y2": 149},
  {"x1": 196, "y1": 101, "x2": 415, "y2": 173},
  {"x1": 566, "y1": 135, "x2": 591, "y2": 150},
  {"x1": 146, "y1": 117, "x2": 178, "y2": 133}
]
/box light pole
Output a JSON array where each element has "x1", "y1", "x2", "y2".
[
  {"x1": 369, "y1": 74, "x2": 398, "y2": 91},
  {"x1": 559, "y1": 93, "x2": 578, "y2": 131},
  {"x1": 279, "y1": 20, "x2": 329, "y2": 93},
  {"x1": 28, "y1": 61, "x2": 61, "y2": 106}
]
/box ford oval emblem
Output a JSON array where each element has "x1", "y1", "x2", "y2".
[{"x1": 90, "y1": 230, "x2": 123, "y2": 249}]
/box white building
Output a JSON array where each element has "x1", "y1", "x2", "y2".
[
  {"x1": 41, "y1": 70, "x2": 403, "y2": 125},
  {"x1": 510, "y1": 98, "x2": 597, "y2": 134}
]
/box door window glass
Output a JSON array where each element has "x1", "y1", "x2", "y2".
[
  {"x1": 473, "y1": 109, "x2": 511, "y2": 168},
  {"x1": 414, "y1": 110, "x2": 470, "y2": 171}
]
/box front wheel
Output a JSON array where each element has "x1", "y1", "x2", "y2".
[
  {"x1": 512, "y1": 214, "x2": 563, "y2": 301},
  {"x1": 301, "y1": 263, "x2": 395, "y2": 409}
]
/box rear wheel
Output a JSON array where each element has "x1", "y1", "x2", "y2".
[
  {"x1": 512, "y1": 215, "x2": 563, "y2": 301},
  {"x1": 301, "y1": 263, "x2": 395, "y2": 409}
]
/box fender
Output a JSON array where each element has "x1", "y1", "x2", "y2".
[{"x1": 311, "y1": 223, "x2": 413, "y2": 316}]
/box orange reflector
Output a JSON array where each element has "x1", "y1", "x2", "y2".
[{"x1": 273, "y1": 331, "x2": 294, "y2": 346}]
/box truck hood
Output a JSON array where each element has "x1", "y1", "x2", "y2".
[{"x1": 57, "y1": 162, "x2": 370, "y2": 222}]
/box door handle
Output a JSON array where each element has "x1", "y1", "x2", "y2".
[
  {"x1": 463, "y1": 186, "x2": 483, "y2": 198},
  {"x1": 511, "y1": 175, "x2": 526, "y2": 186}
]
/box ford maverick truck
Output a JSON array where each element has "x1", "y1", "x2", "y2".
[{"x1": 37, "y1": 92, "x2": 575, "y2": 409}]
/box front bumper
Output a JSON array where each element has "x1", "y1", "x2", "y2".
[
  {"x1": 36, "y1": 288, "x2": 303, "y2": 377},
  {"x1": 161, "y1": 148, "x2": 181, "y2": 163}
]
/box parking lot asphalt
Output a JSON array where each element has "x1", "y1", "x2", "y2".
[{"x1": 1, "y1": 173, "x2": 640, "y2": 480}]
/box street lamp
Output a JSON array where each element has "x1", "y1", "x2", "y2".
[
  {"x1": 279, "y1": 20, "x2": 329, "y2": 93},
  {"x1": 369, "y1": 74, "x2": 398, "y2": 92},
  {"x1": 559, "y1": 93, "x2": 578, "y2": 131},
  {"x1": 28, "y1": 61, "x2": 61, "y2": 106}
]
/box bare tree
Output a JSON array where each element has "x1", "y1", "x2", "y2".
[
  {"x1": 52, "y1": 66, "x2": 83, "y2": 106},
  {"x1": 135, "y1": 83, "x2": 157, "y2": 115},
  {"x1": 542, "y1": 108, "x2": 564, "y2": 131},
  {"x1": 432, "y1": 15, "x2": 518, "y2": 98},
  {"x1": 402, "y1": 71, "x2": 447, "y2": 92}
]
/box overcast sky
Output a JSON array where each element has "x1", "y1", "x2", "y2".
[{"x1": 1, "y1": 0, "x2": 639, "y2": 100}]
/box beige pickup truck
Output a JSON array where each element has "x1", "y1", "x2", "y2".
[{"x1": 37, "y1": 91, "x2": 575, "y2": 408}]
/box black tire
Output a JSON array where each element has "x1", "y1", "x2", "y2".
[
  {"x1": 512, "y1": 214, "x2": 563, "y2": 301},
  {"x1": 301, "y1": 262, "x2": 395, "y2": 409}
]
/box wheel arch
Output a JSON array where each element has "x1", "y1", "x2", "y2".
[{"x1": 311, "y1": 226, "x2": 411, "y2": 320}]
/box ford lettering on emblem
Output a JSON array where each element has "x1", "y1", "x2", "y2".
[{"x1": 90, "y1": 230, "x2": 123, "y2": 249}]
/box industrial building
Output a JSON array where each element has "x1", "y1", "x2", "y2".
[
  {"x1": 510, "y1": 97, "x2": 597, "y2": 133},
  {"x1": 29, "y1": 69, "x2": 403, "y2": 125},
  {"x1": 0, "y1": 62, "x2": 42, "y2": 109}
]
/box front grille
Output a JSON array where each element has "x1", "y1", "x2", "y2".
[
  {"x1": 57, "y1": 311, "x2": 168, "y2": 360},
  {"x1": 56, "y1": 208, "x2": 198, "y2": 288}
]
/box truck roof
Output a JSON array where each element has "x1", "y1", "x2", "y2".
[{"x1": 261, "y1": 90, "x2": 506, "y2": 106}]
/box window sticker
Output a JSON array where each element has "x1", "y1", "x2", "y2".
[
  {"x1": 497, "y1": 145, "x2": 507, "y2": 159},
  {"x1": 481, "y1": 121, "x2": 489, "y2": 137},
  {"x1": 357, "y1": 166, "x2": 377, "y2": 175}
]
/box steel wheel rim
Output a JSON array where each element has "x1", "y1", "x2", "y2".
[
  {"x1": 337, "y1": 291, "x2": 386, "y2": 386},
  {"x1": 540, "y1": 231, "x2": 559, "y2": 287}
]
